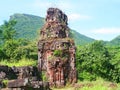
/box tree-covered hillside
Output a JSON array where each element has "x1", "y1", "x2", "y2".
[
  {"x1": 10, "y1": 13, "x2": 95, "y2": 45},
  {"x1": 10, "y1": 13, "x2": 45, "y2": 40},
  {"x1": 70, "y1": 30, "x2": 94, "y2": 45},
  {"x1": 108, "y1": 35, "x2": 120, "y2": 46}
]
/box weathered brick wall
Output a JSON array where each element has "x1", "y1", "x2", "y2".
[
  {"x1": 0, "y1": 65, "x2": 50, "y2": 90},
  {"x1": 38, "y1": 8, "x2": 77, "y2": 87}
]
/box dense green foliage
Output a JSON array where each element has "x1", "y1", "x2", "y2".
[
  {"x1": 0, "y1": 20, "x2": 17, "y2": 41},
  {"x1": 0, "y1": 20, "x2": 17, "y2": 59},
  {"x1": 53, "y1": 50, "x2": 63, "y2": 57},
  {"x1": 107, "y1": 46, "x2": 120, "y2": 83},
  {"x1": 10, "y1": 13, "x2": 95, "y2": 45},
  {"x1": 0, "y1": 20, "x2": 37, "y2": 60},
  {"x1": 76, "y1": 41, "x2": 120, "y2": 83}
]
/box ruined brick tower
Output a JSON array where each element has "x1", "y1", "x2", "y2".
[{"x1": 38, "y1": 8, "x2": 77, "y2": 87}]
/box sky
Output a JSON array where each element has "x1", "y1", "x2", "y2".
[{"x1": 0, "y1": 0, "x2": 120, "y2": 41}]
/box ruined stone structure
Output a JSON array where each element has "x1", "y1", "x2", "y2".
[
  {"x1": 38, "y1": 8, "x2": 77, "y2": 87},
  {"x1": 0, "y1": 65, "x2": 50, "y2": 90}
]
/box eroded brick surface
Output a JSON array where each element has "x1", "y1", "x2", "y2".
[{"x1": 38, "y1": 8, "x2": 77, "y2": 87}]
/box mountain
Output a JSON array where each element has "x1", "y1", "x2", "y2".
[
  {"x1": 108, "y1": 35, "x2": 120, "y2": 46},
  {"x1": 9, "y1": 13, "x2": 95, "y2": 45},
  {"x1": 10, "y1": 13, "x2": 45, "y2": 40},
  {"x1": 70, "y1": 30, "x2": 95, "y2": 45}
]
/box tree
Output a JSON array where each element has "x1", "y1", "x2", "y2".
[
  {"x1": 0, "y1": 20, "x2": 17, "y2": 42},
  {"x1": 0, "y1": 19, "x2": 38, "y2": 61},
  {"x1": 108, "y1": 46, "x2": 120, "y2": 83},
  {"x1": 0, "y1": 27, "x2": 3, "y2": 44},
  {"x1": 76, "y1": 41, "x2": 112, "y2": 81}
]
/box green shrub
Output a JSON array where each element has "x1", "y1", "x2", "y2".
[
  {"x1": 41, "y1": 71, "x2": 47, "y2": 81},
  {"x1": 0, "y1": 58, "x2": 37, "y2": 67},
  {"x1": 53, "y1": 50, "x2": 62, "y2": 57},
  {"x1": 76, "y1": 41, "x2": 112, "y2": 81},
  {"x1": 2, "y1": 80, "x2": 9, "y2": 87}
]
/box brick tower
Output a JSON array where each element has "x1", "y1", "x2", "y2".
[{"x1": 38, "y1": 8, "x2": 77, "y2": 87}]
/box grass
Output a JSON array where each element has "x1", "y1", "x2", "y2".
[
  {"x1": 2, "y1": 79, "x2": 9, "y2": 87},
  {"x1": 0, "y1": 58, "x2": 37, "y2": 67},
  {"x1": 52, "y1": 79, "x2": 120, "y2": 90}
]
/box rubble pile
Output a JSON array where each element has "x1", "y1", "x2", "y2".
[{"x1": 0, "y1": 66, "x2": 50, "y2": 90}]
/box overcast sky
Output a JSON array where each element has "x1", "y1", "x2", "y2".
[{"x1": 0, "y1": 0, "x2": 120, "y2": 41}]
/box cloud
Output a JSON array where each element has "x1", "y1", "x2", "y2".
[
  {"x1": 31, "y1": 1, "x2": 52, "y2": 9},
  {"x1": 30, "y1": 0, "x2": 92, "y2": 22},
  {"x1": 56, "y1": 1, "x2": 73, "y2": 10},
  {"x1": 68, "y1": 13, "x2": 91, "y2": 21},
  {"x1": 31, "y1": 0, "x2": 72, "y2": 10},
  {"x1": 92, "y1": 28, "x2": 120, "y2": 34},
  {"x1": 30, "y1": 0, "x2": 74, "y2": 16}
]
